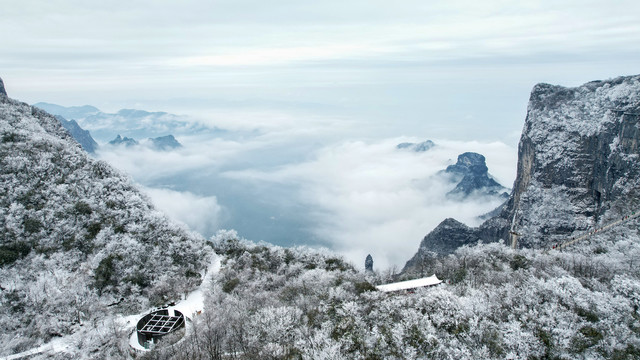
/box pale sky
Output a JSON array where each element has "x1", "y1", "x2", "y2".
[{"x1": 2, "y1": 1, "x2": 639, "y2": 140}]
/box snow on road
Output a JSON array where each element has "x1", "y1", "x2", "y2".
[{"x1": 173, "y1": 254, "x2": 221, "y2": 318}]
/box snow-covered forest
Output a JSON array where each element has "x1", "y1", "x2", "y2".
[{"x1": 140, "y1": 228, "x2": 640, "y2": 360}]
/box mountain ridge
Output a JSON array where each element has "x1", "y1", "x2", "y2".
[
  {"x1": 55, "y1": 115, "x2": 99, "y2": 153},
  {"x1": 404, "y1": 74, "x2": 640, "y2": 272}
]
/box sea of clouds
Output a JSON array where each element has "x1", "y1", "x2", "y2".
[{"x1": 94, "y1": 106, "x2": 517, "y2": 270}]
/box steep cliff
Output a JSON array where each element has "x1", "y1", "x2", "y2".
[
  {"x1": 505, "y1": 76, "x2": 640, "y2": 247},
  {"x1": 404, "y1": 75, "x2": 640, "y2": 272}
]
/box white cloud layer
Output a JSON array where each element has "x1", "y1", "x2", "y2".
[
  {"x1": 224, "y1": 137, "x2": 517, "y2": 269},
  {"x1": 97, "y1": 124, "x2": 516, "y2": 270},
  {"x1": 142, "y1": 186, "x2": 223, "y2": 237}
]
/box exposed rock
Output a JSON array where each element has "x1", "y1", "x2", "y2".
[
  {"x1": 404, "y1": 74, "x2": 640, "y2": 273},
  {"x1": 503, "y1": 75, "x2": 640, "y2": 248},
  {"x1": 443, "y1": 152, "x2": 508, "y2": 199},
  {"x1": 55, "y1": 115, "x2": 99, "y2": 153},
  {"x1": 0, "y1": 77, "x2": 6, "y2": 97},
  {"x1": 444, "y1": 152, "x2": 487, "y2": 176},
  {"x1": 365, "y1": 254, "x2": 373, "y2": 272},
  {"x1": 409, "y1": 218, "x2": 479, "y2": 255}
]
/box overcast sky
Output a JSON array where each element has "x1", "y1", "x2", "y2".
[{"x1": 1, "y1": 0, "x2": 639, "y2": 142}]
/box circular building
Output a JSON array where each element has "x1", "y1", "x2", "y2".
[{"x1": 136, "y1": 308, "x2": 185, "y2": 349}]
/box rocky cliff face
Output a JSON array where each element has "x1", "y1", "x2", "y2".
[
  {"x1": 443, "y1": 152, "x2": 508, "y2": 199},
  {"x1": 506, "y1": 75, "x2": 640, "y2": 247},
  {"x1": 404, "y1": 75, "x2": 640, "y2": 272}
]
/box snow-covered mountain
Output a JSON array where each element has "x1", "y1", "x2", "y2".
[
  {"x1": 405, "y1": 75, "x2": 640, "y2": 269},
  {"x1": 505, "y1": 76, "x2": 640, "y2": 247},
  {"x1": 0, "y1": 78, "x2": 212, "y2": 356}
]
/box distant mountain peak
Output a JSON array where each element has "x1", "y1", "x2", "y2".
[
  {"x1": 445, "y1": 152, "x2": 487, "y2": 175},
  {"x1": 109, "y1": 134, "x2": 139, "y2": 147},
  {"x1": 444, "y1": 152, "x2": 507, "y2": 199},
  {"x1": 149, "y1": 134, "x2": 182, "y2": 151},
  {"x1": 117, "y1": 108, "x2": 167, "y2": 117},
  {"x1": 397, "y1": 140, "x2": 435, "y2": 152}
]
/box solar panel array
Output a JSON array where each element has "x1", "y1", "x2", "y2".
[{"x1": 139, "y1": 313, "x2": 182, "y2": 335}]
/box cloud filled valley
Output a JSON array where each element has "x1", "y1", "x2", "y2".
[{"x1": 82, "y1": 107, "x2": 517, "y2": 270}]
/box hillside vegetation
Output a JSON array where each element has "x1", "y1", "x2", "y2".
[
  {"x1": 0, "y1": 81, "x2": 212, "y2": 357},
  {"x1": 143, "y1": 228, "x2": 640, "y2": 360}
]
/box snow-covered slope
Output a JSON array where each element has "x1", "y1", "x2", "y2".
[{"x1": 0, "y1": 78, "x2": 212, "y2": 357}]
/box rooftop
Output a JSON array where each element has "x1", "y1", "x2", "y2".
[{"x1": 376, "y1": 275, "x2": 442, "y2": 293}]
